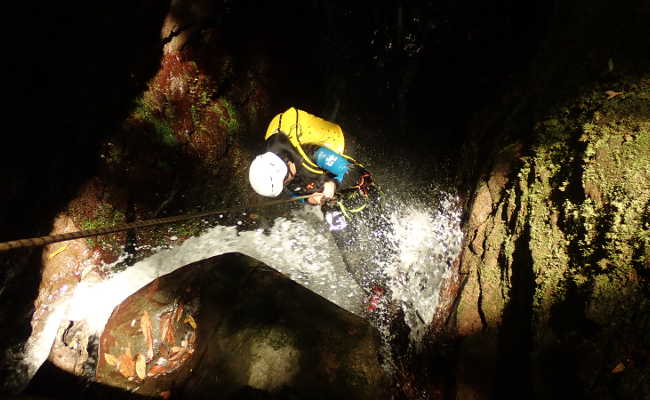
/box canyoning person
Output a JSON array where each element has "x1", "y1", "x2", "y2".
[
  {"x1": 248, "y1": 107, "x2": 378, "y2": 222},
  {"x1": 248, "y1": 107, "x2": 394, "y2": 313},
  {"x1": 249, "y1": 107, "x2": 370, "y2": 206}
]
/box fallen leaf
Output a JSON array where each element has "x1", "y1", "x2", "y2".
[
  {"x1": 135, "y1": 353, "x2": 146, "y2": 380},
  {"x1": 174, "y1": 304, "x2": 184, "y2": 323},
  {"x1": 160, "y1": 313, "x2": 171, "y2": 344},
  {"x1": 169, "y1": 347, "x2": 187, "y2": 361},
  {"x1": 118, "y1": 353, "x2": 135, "y2": 378},
  {"x1": 605, "y1": 90, "x2": 623, "y2": 99},
  {"x1": 48, "y1": 245, "x2": 68, "y2": 259},
  {"x1": 147, "y1": 364, "x2": 168, "y2": 377},
  {"x1": 612, "y1": 362, "x2": 625, "y2": 374},
  {"x1": 104, "y1": 353, "x2": 118, "y2": 367},
  {"x1": 141, "y1": 311, "x2": 154, "y2": 361},
  {"x1": 184, "y1": 315, "x2": 197, "y2": 330},
  {"x1": 165, "y1": 360, "x2": 179, "y2": 370},
  {"x1": 165, "y1": 318, "x2": 176, "y2": 345},
  {"x1": 170, "y1": 346, "x2": 182, "y2": 353}
]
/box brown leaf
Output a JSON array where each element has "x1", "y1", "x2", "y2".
[
  {"x1": 159, "y1": 311, "x2": 176, "y2": 345},
  {"x1": 184, "y1": 315, "x2": 197, "y2": 330},
  {"x1": 169, "y1": 347, "x2": 187, "y2": 361},
  {"x1": 147, "y1": 363, "x2": 168, "y2": 377},
  {"x1": 159, "y1": 312, "x2": 171, "y2": 343},
  {"x1": 104, "y1": 353, "x2": 118, "y2": 367},
  {"x1": 135, "y1": 353, "x2": 146, "y2": 380},
  {"x1": 612, "y1": 362, "x2": 626, "y2": 374},
  {"x1": 141, "y1": 311, "x2": 154, "y2": 361},
  {"x1": 605, "y1": 90, "x2": 623, "y2": 99},
  {"x1": 118, "y1": 353, "x2": 135, "y2": 378},
  {"x1": 165, "y1": 318, "x2": 176, "y2": 345},
  {"x1": 174, "y1": 304, "x2": 184, "y2": 323}
]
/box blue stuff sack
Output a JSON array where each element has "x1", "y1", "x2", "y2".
[{"x1": 314, "y1": 146, "x2": 350, "y2": 183}]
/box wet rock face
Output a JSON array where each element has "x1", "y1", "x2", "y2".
[
  {"x1": 48, "y1": 320, "x2": 96, "y2": 378},
  {"x1": 95, "y1": 253, "x2": 391, "y2": 399},
  {"x1": 95, "y1": 261, "x2": 200, "y2": 395},
  {"x1": 455, "y1": 73, "x2": 650, "y2": 398}
]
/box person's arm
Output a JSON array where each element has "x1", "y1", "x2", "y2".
[
  {"x1": 307, "y1": 180, "x2": 336, "y2": 205},
  {"x1": 307, "y1": 146, "x2": 351, "y2": 205}
]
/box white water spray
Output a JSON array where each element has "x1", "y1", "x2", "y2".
[
  {"x1": 19, "y1": 190, "x2": 463, "y2": 388},
  {"x1": 383, "y1": 193, "x2": 463, "y2": 343}
]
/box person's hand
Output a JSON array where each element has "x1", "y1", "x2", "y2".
[{"x1": 307, "y1": 181, "x2": 336, "y2": 205}]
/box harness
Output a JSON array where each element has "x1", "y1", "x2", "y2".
[{"x1": 332, "y1": 171, "x2": 380, "y2": 220}]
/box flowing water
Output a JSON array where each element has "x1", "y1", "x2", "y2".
[{"x1": 15, "y1": 186, "x2": 463, "y2": 391}]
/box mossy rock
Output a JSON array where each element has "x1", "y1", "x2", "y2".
[{"x1": 456, "y1": 72, "x2": 650, "y2": 398}]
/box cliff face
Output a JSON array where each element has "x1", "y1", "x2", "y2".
[
  {"x1": 453, "y1": 0, "x2": 650, "y2": 397},
  {"x1": 456, "y1": 76, "x2": 649, "y2": 398}
]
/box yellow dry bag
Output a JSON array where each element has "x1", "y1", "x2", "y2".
[{"x1": 265, "y1": 107, "x2": 345, "y2": 154}]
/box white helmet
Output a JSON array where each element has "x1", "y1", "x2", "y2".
[{"x1": 249, "y1": 152, "x2": 288, "y2": 197}]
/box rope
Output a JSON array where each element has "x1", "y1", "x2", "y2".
[{"x1": 0, "y1": 195, "x2": 312, "y2": 252}]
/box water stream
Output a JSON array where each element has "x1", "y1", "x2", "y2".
[{"x1": 17, "y1": 187, "x2": 463, "y2": 390}]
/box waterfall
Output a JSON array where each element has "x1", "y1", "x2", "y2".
[{"x1": 17, "y1": 188, "x2": 463, "y2": 389}]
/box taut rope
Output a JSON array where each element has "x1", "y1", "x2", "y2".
[{"x1": 0, "y1": 195, "x2": 311, "y2": 252}]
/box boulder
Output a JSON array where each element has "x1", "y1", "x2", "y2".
[{"x1": 95, "y1": 253, "x2": 392, "y2": 399}]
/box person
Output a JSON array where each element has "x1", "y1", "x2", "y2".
[
  {"x1": 249, "y1": 107, "x2": 371, "y2": 206},
  {"x1": 249, "y1": 107, "x2": 392, "y2": 311}
]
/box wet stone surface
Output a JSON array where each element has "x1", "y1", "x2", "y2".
[
  {"x1": 95, "y1": 261, "x2": 201, "y2": 396},
  {"x1": 85, "y1": 252, "x2": 392, "y2": 399}
]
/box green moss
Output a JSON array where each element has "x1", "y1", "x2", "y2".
[
  {"x1": 211, "y1": 98, "x2": 240, "y2": 135},
  {"x1": 80, "y1": 204, "x2": 125, "y2": 230},
  {"x1": 81, "y1": 203, "x2": 126, "y2": 250},
  {"x1": 133, "y1": 95, "x2": 178, "y2": 146},
  {"x1": 475, "y1": 74, "x2": 650, "y2": 383},
  {"x1": 168, "y1": 220, "x2": 206, "y2": 240},
  {"x1": 132, "y1": 95, "x2": 153, "y2": 121},
  {"x1": 154, "y1": 118, "x2": 177, "y2": 146},
  {"x1": 515, "y1": 73, "x2": 650, "y2": 393}
]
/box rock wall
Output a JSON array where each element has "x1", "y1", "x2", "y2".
[{"x1": 454, "y1": 18, "x2": 650, "y2": 398}]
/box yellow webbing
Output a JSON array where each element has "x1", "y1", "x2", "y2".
[{"x1": 335, "y1": 192, "x2": 369, "y2": 221}]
